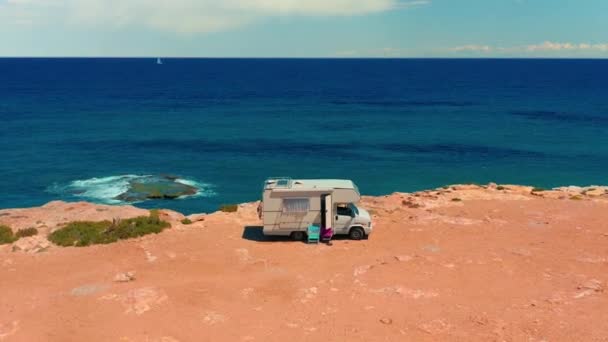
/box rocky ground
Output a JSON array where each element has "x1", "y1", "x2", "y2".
[{"x1": 1, "y1": 184, "x2": 607, "y2": 341}]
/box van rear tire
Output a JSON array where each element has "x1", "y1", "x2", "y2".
[
  {"x1": 290, "y1": 231, "x2": 305, "y2": 241},
  {"x1": 349, "y1": 227, "x2": 365, "y2": 240}
]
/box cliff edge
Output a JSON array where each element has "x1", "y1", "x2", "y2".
[{"x1": 1, "y1": 184, "x2": 607, "y2": 341}]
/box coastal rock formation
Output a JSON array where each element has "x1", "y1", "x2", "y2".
[
  {"x1": 114, "y1": 175, "x2": 198, "y2": 202},
  {"x1": 1, "y1": 184, "x2": 608, "y2": 341},
  {"x1": 0, "y1": 201, "x2": 180, "y2": 236}
]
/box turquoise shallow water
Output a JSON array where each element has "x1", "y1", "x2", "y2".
[{"x1": 1, "y1": 58, "x2": 607, "y2": 214}]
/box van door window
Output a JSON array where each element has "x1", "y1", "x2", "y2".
[
  {"x1": 336, "y1": 203, "x2": 353, "y2": 217},
  {"x1": 335, "y1": 203, "x2": 354, "y2": 233}
]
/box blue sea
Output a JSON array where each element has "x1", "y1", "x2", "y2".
[{"x1": 1, "y1": 58, "x2": 607, "y2": 214}]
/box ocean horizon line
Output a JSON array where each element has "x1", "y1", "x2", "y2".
[{"x1": 2, "y1": 56, "x2": 608, "y2": 60}]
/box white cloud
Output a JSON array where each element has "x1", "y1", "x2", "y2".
[
  {"x1": 526, "y1": 41, "x2": 608, "y2": 52},
  {"x1": 448, "y1": 41, "x2": 608, "y2": 55},
  {"x1": 0, "y1": 0, "x2": 430, "y2": 34},
  {"x1": 334, "y1": 50, "x2": 359, "y2": 57},
  {"x1": 450, "y1": 45, "x2": 492, "y2": 52}
]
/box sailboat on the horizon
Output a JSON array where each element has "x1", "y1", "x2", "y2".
[{"x1": 156, "y1": 58, "x2": 163, "y2": 65}]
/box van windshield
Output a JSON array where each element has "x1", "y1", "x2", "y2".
[{"x1": 349, "y1": 203, "x2": 359, "y2": 216}]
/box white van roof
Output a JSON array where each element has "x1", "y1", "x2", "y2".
[{"x1": 265, "y1": 178, "x2": 358, "y2": 191}]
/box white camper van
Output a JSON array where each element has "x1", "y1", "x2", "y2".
[{"x1": 259, "y1": 178, "x2": 373, "y2": 240}]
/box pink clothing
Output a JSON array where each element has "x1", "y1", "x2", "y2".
[{"x1": 321, "y1": 227, "x2": 333, "y2": 240}]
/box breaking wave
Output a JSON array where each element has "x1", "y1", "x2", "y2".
[{"x1": 172, "y1": 178, "x2": 217, "y2": 200}]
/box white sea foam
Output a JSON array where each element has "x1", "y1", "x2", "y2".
[
  {"x1": 174, "y1": 178, "x2": 217, "y2": 199},
  {"x1": 67, "y1": 175, "x2": 141, "y2": 204},
  {"x1": 51, "y1": 175, "x2": 215, "y2": 204}
]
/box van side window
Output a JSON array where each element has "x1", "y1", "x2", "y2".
[{"x1": 283, "y1": 198, "x2": 310, "y2": 213}]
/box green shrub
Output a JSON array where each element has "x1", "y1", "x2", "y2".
[
  {"x1": 496, "y1": 186, "x2": 506, "y2": 190},
  {"x1": 451, "y1": 198, "x2": 462, "y2": 202},
  {"x1": 49, "y1": 221, "x2": 111, "y2": 246},
  {"x1": 570, "y1": 195, "x2": 583, "y2": 201},
  {"x1": 0, "y1": 225, "x2": 16, "y2": 245},
  {"x1": 149, "y1": 209, "x2": 161, "y2": 222},
  {"x1": 49, "y1": 212, "x2": 170, "y2": 247},
  {"x1": 531, "y1": 187, "x2": 546, "y2": 192},
  {"x1": 181, "y1": 218, "x2": 192, "y2": 225},
  {"x1": 219, "y1": 204, "x2": 238, "y2": 213},
  {"x1": 15, "y1": 227, "x2": 38, "y2": 238}
]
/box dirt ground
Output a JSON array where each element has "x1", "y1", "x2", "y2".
[{"x1": 1, "y1": 184, "x2": 607, "y2": 341}]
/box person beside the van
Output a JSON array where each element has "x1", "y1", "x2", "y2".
[{"x1": 321, "y1": 225, "x2": 333, "y2": 246}]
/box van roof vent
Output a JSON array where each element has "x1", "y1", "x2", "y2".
[
  {"x1": 276, "y1": 179, "x2": 291, "y2": 187},
  {"x1": 266, "y1": 177, "x2": 293, "y2": 189}
]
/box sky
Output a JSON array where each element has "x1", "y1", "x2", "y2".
[{"x1": 0, "y1": 0, "x2": 607, "y2": 57}]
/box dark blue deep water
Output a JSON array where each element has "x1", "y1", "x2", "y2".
[{"x1": 1, "y1": 58, "x2": 607, "y2": 214}]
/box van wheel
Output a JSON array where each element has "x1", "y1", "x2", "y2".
[
  {"x1": 290, "y1": 231, "x2": 305, "y2": 241},
  {"x1": 349, "y1": 227, "x2": 365, "y2": 240}
]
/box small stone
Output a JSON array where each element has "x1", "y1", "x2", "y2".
[
  {"x1": 380, "y1": 317, "x2": 393, "y2": 325},
  {"x1": 578, "y1": 279, "x2": 603, "y2": 292},
  {"x1": 188, "y1": 214, "x2": 206, "y2": 222},
  {"x1": 114, "y1": 271, "x2": 136, "y2": 282},
  {"x1": 202, "y1": 311, "x2": 226, "y2": 325},
  {"x1": 394, "y1": 255, "x2": 413, "y2": 262},
  {"x1": 422, "y1": 245, "x2": 441, "y2": 253},
  {"x1": 11, "y1": 236, "x2": 51, "y2": 253},
  {"x1": 145, "y1": 251, "x2": 157, "y2": 263},
  {"x1": 71, "y1": 284, "x2": 108, "y2": 296}
]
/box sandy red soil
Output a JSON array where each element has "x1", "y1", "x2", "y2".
[{"x1": 1, "y1": 184, "x2": 607, "y2": 341}]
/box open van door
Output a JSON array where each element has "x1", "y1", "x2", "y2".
[{"x1": 321, "y1": 193, "x2": 333, "y2": 234}]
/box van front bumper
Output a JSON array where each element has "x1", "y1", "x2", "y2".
[{"x1": 363, "y1": 223, "x2": 373, "y2": 236}]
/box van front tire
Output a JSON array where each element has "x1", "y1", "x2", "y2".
[{"x1": 349, "y1": 227, "x2": 365, "y2": 240}]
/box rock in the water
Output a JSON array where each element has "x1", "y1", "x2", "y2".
[
  {"x1": 12, "y1": 236, "x2": 51, "y2": 253},
  {"x1": 114, "y1": 176, "x2": 198, "y2": 202}
]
